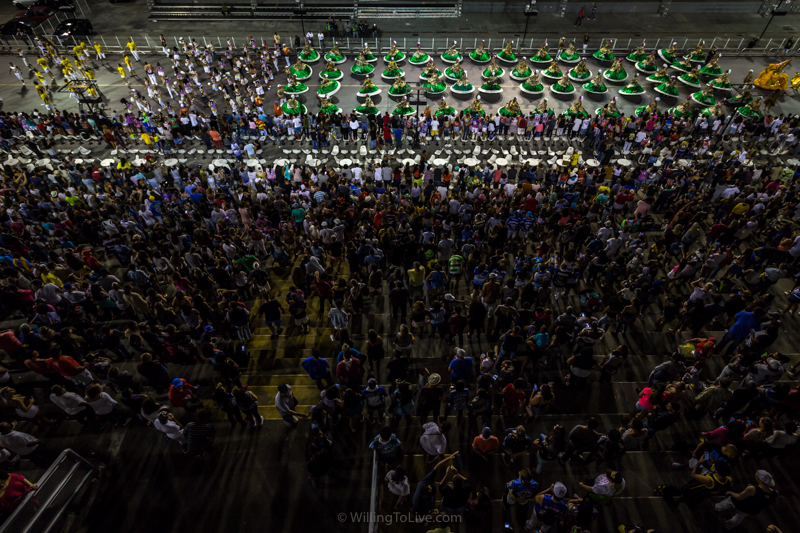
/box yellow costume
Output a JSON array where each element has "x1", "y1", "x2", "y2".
[
  {"x1": 754, "y1": 59, "x2": 792, "y2": 91},
  {"x1": 792, "y1": 73, "x2": 800, "y2": 91}
]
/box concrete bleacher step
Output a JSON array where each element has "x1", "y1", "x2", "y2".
[{"x1": 229, "y1": 381, "x2": 696, "y2": 417}]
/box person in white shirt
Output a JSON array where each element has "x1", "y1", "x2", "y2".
[
  {"x1": 33, "y1": 281, "x2": 61, "y2": 306},
  {"x1": 419, "y1": 418, "x2": 448, "y2": 458},
  {"x1": 154, "y1": 410, "x2": 186, "y2": 444},
  {"x1": 0, "y1": 422, "x2": 49, "y2": 466},
  {"x1": 84, "y1": 384, "x2": 121, "y2": 426},
  {"x1": 766, "y1": 421, "x2": 798, "y2": 451},
  {"x1": 352, "y1": 165, "x2": 362, "y2": 183},
  {"x1": 327, "y1": 300, "x2": 349, "y2": 341},
  {"x1": 50, "y1": 385, "x2": 92, "y2": 425}
]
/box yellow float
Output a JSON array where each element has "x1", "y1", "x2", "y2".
[{"x1": 754, "y1": 59, "x2": 792, "y2": 91}]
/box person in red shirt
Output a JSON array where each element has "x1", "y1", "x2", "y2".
[
  {"x1": 0, "y1": 331, "x2": 21, "y2": 357},
  {"x1": 313, "y1": 271, "x2": 334, "y2": 313},
  {"x1": 0, "y1": 472, "x2": 37, "y2": 512},
  {"x1": 168, "y1": 378, "x2": 201, "y2": 410},
  {"x1": 81, "y1": 249, "x2": 103, "y2": 270},
  {"x1": 47, "y1": 351, "x2": 93, "y2": 386},
  {"x1": 503, "y1": 379, "x2": 527, "y2": 417},
  {"x1": 373, "y1": 211, "x2": 382, "y2": 230}
]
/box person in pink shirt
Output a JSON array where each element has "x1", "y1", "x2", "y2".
[{"x1": 621, "y1": 383, "x2": 666, "y2": 422}]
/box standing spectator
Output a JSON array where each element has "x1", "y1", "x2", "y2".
[
  {"x1": 574, "y1": 5, "x2": 586, "y2": 26},
  {"x1": 369, "y1": 426, "x2": 402, "y2": 464},
  {"x1": 275, "y1": 383, "x2": 307, "y2": 428},
  {"x1": 302, "y1": 349, "x2": 334, "y2": 390},
  {"x1": 420, "y1": 415, "x2": 450, "y2": 462},
  {"x1": 448, "y1": 348, "x2": 474, "y2": 382},
  {"x1": 525, "y1": 482, "x2": 570, "y2": 532},
  {"x1": 385, "y1": 466, "x2": 410, "y2": 507},
  {"x1": 472, "y1": 424, "x2": 500, "y2": 461},
  {"x1": 328, "y1": 299, "x2": 349, "y2": 342},
  {"x1": 560, "y1": 417, "x2": 601, "y2": 463},
  {"x1": 232, "y1": 386, "x2": 263, "y2": 427},
  {"x1": 714, "y1": 470, "x2": 777, "y2": 528}
]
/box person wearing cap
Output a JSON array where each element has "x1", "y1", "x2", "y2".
[
  {"x1": 524, "y1": 481, "x2": 569, "y2": 532},
  {"x1": 741, "y1": 356, "x2": 785, "y2": 387},
  {"x1": 580, "y1": 469, "x2": 626, "y2": 506},
  {"x1": 168, "y1": 378, "x2": 201, "y2": 411},
  {"x1": 715, "y1": 469, "x2": 777, "y2": 529},
  {"x1": 448, "y1": 348, "x2": 474, "y2": 382},
  {"x1": 275, "y1": 383, "x2": 307, "y2": 428},
  {"x1": 472, "y1": 424, "x2": 499, "y2": 461},
  {"x1": 417, "y1": 373, "x2": 444, "y2": 422}
]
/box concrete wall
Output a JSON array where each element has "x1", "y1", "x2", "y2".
[{"x1": 462, "y1": 1, "x2": 763, "y2": 14}]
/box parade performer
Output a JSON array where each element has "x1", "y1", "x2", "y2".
[
  {"x1": 442, "y1": 41, "x2": 463, "y2": 64},
  {"x1": 568, "y1": 58, "x2": 592, "y2": 82},
  {"x1": 409, "y1": 42, "x2": 430, "y2": 66},
  {"x1": 603, "y1": 59, "x2": 628, "y2": 82},
  {"x1": 619, "y1": 73, "x2": 645, "y2": 95},
  {"x1": 582, "y1": 71, "x2": 608, "y2": 94},
  {"x1": 520, "y1": 70, "x2": 544, "y2": 94}
]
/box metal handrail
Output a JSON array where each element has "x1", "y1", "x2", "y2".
[
  {"x1": 3, "y1": 33, "x2": 796, "y2": 59},
  {"x1": 367, "y1": 449, "x2": 378, "y2": 533},
  {"x1": 0, "y1": 449, "x2": 99, "y2": 533}
]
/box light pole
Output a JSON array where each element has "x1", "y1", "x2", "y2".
[
  {"x1": 522, "y1": 3, "x2": 538, "y2": 50},
  {"x1": 759, "y1": 1, "x2": 789, "y2": 41},
  {"x1": 294, "y1": 5, "x2": 307, "y2": 38}
]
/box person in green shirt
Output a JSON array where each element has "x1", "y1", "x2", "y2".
[
  {"x1": 64, "y1": 194, "x2": 81, "y2": 206},
  {"x1": 291, "y1": 203, "x2": 305, "y2": 224},
  {"x1": 448, "y1": 254, "x2": 465, "y2": 291},
  {"x1": 235, "y1": 254, "x2": 258, "y2": 272}
]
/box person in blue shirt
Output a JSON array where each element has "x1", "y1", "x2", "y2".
[
  {"x1": 301, "y1": 349, "x2": 333, "y2": 390},
  {"x1": 525, "y1": 482, "x2": 570, "y2": 532},
  {"x1": 718, "y1": 307, "x2": 762, "y2": 355},
  {"x1": 447, "y1": 379, "x2": 470, "y2": 422},
  {"x1": 369, "y1": 426, "x2": 402, "y2": 464},
  {"x1": 448, "y1": 348, "x2": 474, "y2": 382},
  {"x1": 361, "y1": 378, "x2": 388, "y2": 424},
  {"x1": 336, "y1": 345, "x2": 363, "y2": 363},
  {"x1": 504, "y1": 468, "x2": 539, "y2": 509}
]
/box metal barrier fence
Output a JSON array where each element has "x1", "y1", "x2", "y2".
[
  {"x1": 4, "y1": 33, "x2": 798, "y2": 59},
  {"x1": 0, "y1": 449, "x2": 99, "y2": 533}
]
